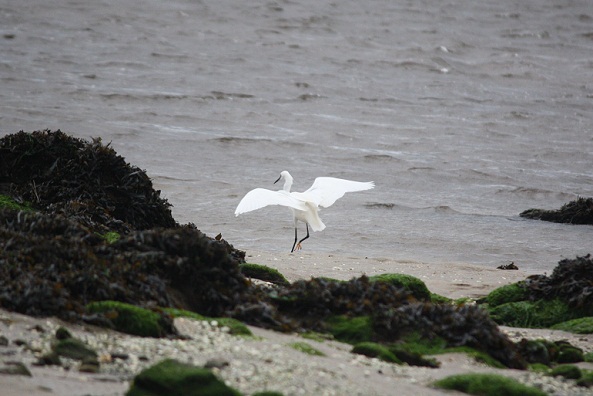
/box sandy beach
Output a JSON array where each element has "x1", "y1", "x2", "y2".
[
  {"x1": 244, "y1": 249, "x2": 530, "y2": 299},
  {"x1": 1, "y1": 250, "x2": 592, "y2": 396}
]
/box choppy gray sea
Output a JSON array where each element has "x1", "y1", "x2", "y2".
[{"x1": 1, "y1": 0, "x2": 592, "y2": 273}]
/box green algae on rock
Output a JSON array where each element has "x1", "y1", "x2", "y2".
[
  {"x1": 433, "y1": 373, "x2": 547, "y2": 396},
  {"x1": 479, "y1": 282, "x2": 528, "y2": 308},
  {"x1": 86, "y1": 301, "x2": 175, "y2": 338},
  {"x1": 239, "y1": 263, "x2": 290, "y2": 286},
  {"x1": 351, "y1": 342, "x2": 401, "y2": 364},
  {"x1": 0, "y1": 194, "x2": 33, "y2": 212},
  {"x1": 548, "y1": 364, "x2": 582, "y2": 380},
  {"x1": 551, "y1": 317, "x2": 593, "y2": 334},
  {"x1": 287, "y1": 342, "x2": 325, "y2": 356},
  {"x1": 480, "y1": 256, "x2": 593, "y2": 332},
  {"x1": 164, "y1": 308, "x2": 253, "y2": 336},
  {"x1": 126, "y1": 359, "x2": 241, "y2": 396},
  {"x1": 368, "y1": 273, "x2": 431, "y2": 301}
]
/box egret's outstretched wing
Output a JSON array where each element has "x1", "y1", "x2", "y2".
[
  {"x1": 299, "y1": 177, "x2": 374, "y2": 208},
  {"x1": 235, "y1": 188, "x2": 307, "y2": 216}
]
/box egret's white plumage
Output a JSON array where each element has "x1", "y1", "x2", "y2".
[{"x1": 235, "y1": 171, "x2": 374, "y2": 252}]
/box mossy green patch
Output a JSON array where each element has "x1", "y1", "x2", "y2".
[
  {"x1": 396, "y1": 333, "x2": 503, "y2": 368},
  {"x1": 585, "y1": 352, "x2": 593, "y2": 363},
  {"x1": 87, "y1": 301, "x2": 170, "y2": 337},
  {"x1": 216, "y1": 318, "x2": 252, "y2": 336},
  {"x1": 0, "y1": 194, "x2": 33, "y2": 211},
  {"x1": 481, "y1": 282, "x2": 528, "y2": 308},
  {"x1": 577, "y1": 370, "x2": 593, "y2": 388},
  {"x1": 352, "y1": 342, "x2": 401, "y2": 363},
  {"x1": 369, "y1": 273, "x2": 431, "y2": 301},
  {"x1": 326, "y1": 315, "x2": 372, "y2": 344},
  {"x1": 101, "y1": 231, "x2": 121, "y2": 243},
  {"x1": 528, "y1": 363, "x2": 550, "y2": 373},
  {"x1": 239, "y1": 263, "x2": 289, "y2": 286},
  {"x1": 288, "y1": 342, "x2": 325, "y2": 356},
  {"x1": 163, "y1": 308, "x2": 206, "y2": 321},
  {"x1": 300, "y1": 331, "x2": 333, "y2": 342},
  {"x1": 557, "y1": 345, "x2": 584, "y2": 363},
  {"x1": 548, "y1": 364, "x2": 582, "y2": 380},
  {"x1": 433, "y1": 373, "x2": 547, "y2": 396},
  {"x1": 551, "y1": 317, "x2": 593, "y2": 334},
  {"x1": 163, "y1": 308, "x2": 252, "y2": 336},
  {"x1": 397, "y1": 332, "x2": 448, "y2": 355},
  {"x1": 126, "y1": 359, "x2": 241, "y2": 396},
  {"x1": 430, "y1": 293, "x2": 452, "y2": 304},
  {"x1": 488, "y1": 298, "x2": 575, "y2": 328}
]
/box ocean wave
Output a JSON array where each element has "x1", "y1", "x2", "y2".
[
  {"x1": 209, "y1": 136, "x2": 273, "y2": 145},
  {"x1": 363, "y1": 154, "x2": 401, "y2": 162},
  {"x1": 496, "y1": 187, "x2": 576, "y2": 201},
  {"x1": 364, "y1": 202, "x2": 398, "y2": 210}
]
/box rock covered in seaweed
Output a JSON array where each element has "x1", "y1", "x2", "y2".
[
  {"x1": 0, "y1": 129, "x2": 176, "y2": 233},
  {"x1": 520, "y1": 197, "x2": 593, "y2": 225},
  {"x1": 524, "y1": 255, "x2": 593, "y2": 315},
  {"x1": 0, "y1": 209, "x2": 249, "y2": 324}
]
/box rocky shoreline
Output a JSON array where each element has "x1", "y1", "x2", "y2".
[
  {"x1": 1, "y1": 305, "x2": 592, "y2": 396},
  {"x1": 1, "y1": 130, "x2": 592, "y2": 395}
]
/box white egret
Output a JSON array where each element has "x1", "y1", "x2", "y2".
[{"x1": 235, "y1": 171, "x2": 374, "y2": 252}]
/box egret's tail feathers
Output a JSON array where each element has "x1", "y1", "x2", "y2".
[{"x1": 305, "y1": 202, "x2": 326, "y2": 232}]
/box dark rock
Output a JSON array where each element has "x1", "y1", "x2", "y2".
[
  {"x1": 520, "y1": 197, "x2": 593, "y2": 225},
  {"x1": 0, "y1": 335, "x2": 8, "y2": 346},
  {"x1": 34, "y1": 352, "x2": 62, "y2": 366},
  {"x1": 53, "y1": 338, "x2": 97, "y2": 360},
  {"x1": 0, "y1": 129, "x2": 176, "y2": 232},
  {"x1": 0, "y1": 361, "x2": 32, "y2": 376},
  {"x1": 56, "y1": 327, "x2": 73, "y2": 340},
  {"x1": 497, "y1": 262, "x2": 518, "y2": 270},
  {"x1": 204, "y1": 358, "x2": 230, "y2": 369},
  {"x1": 111, "y1": 352, "x2": 129, "y2": 360},
  {"x1": 524, "y1": 255, "x2": 593, "y2": 316},
  {"x1": 79, "y1": 356, "x2": 101, "y2": 373}
]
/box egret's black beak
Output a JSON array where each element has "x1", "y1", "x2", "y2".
[{"x1": 274, "y1": 175, "x2": 282, "y2": 184}]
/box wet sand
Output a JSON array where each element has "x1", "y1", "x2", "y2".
[{"x1": 245, "y1": 249, "x2": 529, "y2": 299}]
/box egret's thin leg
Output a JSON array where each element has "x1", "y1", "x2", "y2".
[
  {"x1": 291, "y1": 226, "x2": 298, "y2": 252},
  {"x1": 295, "y1": 224, "x2": 309, "y2": 251}
]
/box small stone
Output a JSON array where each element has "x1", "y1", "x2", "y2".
[
  {"x1": 35, "y1": 352, "x2": 62, "y2": 367},
  {"x1": 204, "y1": 358, "x2": 230, "y2": 369},
  {"x1": 110, "y1": 352, "x2": 129, "y2": 360},
  {"x1": 0, "y1": 361, "x2": 32, "y2": 376},
  {"x1": 79, "y1": 357, "x2": 100, "y2": 373},
  {"x1": 55, "y1": 327, "x2": 73, "y2": 340},
  {"x1": 30, "y1": 324, "x2": 45, "y2": 333},
  {"x1": 0, "y1": 335, "x2": 9, "y2": 346},
  {"x1": 53, "y1": 338, "x2": 97, "y2": 360}
]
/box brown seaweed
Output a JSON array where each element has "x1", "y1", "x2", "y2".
[{"x1": 520, "y1": 197, "x2": 593, "y2": 225}]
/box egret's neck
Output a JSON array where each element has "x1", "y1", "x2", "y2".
[{"x1": 283, "y1": 174, "x2": 293, "y2": 192}]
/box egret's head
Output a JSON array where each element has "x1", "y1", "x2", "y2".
[
  {"x1": 274, "y1": 170, "x2": 291, "y2": 184},
  {"x1": 274, "y1": 171, "x2": 293, "y2": 191}
]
